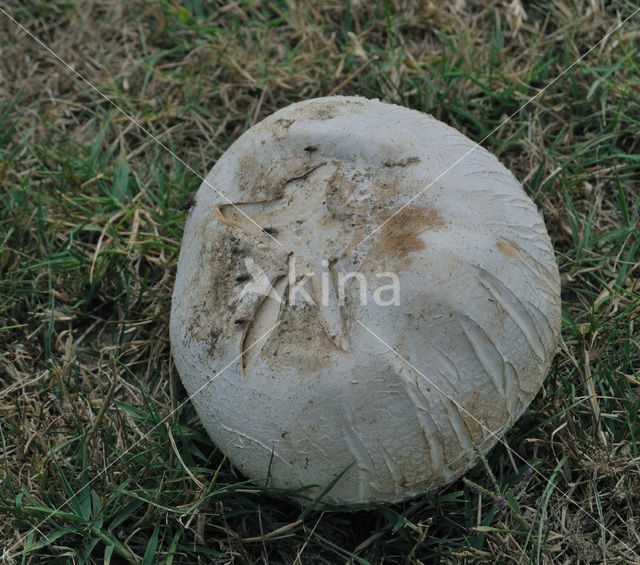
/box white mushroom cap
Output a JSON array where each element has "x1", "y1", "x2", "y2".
[{"x1": 170, "y1": 96, "x2": 561, "y2": 506}]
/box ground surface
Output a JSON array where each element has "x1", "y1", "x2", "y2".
[{"x1": 0, "y1": 1, "x2": 639, "y2": 563}]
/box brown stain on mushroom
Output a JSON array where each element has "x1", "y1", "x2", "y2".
[
  {"x1": 328, "y1": 165, "x2": 357, "y2": 196},
  {"x1": 215, "y1": 198, "x2": 281, "y2": 239},
  {"x1": 240, "y1": 275, "x2": 287, "y2": 375},
  {"x1": 383, "y1": 156, "x2": 421, "y2": 168},
  {"x1": 369, "y1": 206, "x2": 445, "y2": 263},
  {"x1": 275, "y1": 118, "x2": 295, "y2": 129},
  {"x1": 293, "y1": 98, "x2": 364, "y2": 122},
  {"x1": 259, "y1": 303, "x2": 342, "y2": 374},
  {"x1": 182, "y1": 231, "x2": 246, "y2": 351},
  {"x1": 232, "y1": 150, "x2": 260, "y2": 193},
  {"x1": 273, "y1": 118, "x2": 296, "y2": 140},
  {"x1": 459, "y1": 388, "x2": 510, "y2": 445},
  {"x1": 343, "y1": 226, "x2": 366, "y2": 258},
  {"x1": 326, "y1": 164, "x2": 358, "y2": 220},
  {"x1": 496, "y1": 238, "x2": 521, "y2": 259}
]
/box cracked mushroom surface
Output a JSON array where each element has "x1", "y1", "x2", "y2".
[{"x1": 170, "y1": 96, "x2": 561, "y2": 506}]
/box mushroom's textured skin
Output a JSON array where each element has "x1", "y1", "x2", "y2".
[{"x1": 170, "y1": 96, "x2": 561, "y2": 506}]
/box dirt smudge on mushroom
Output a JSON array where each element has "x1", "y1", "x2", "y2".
[
  {"x1": 294, "y1": 98, "x2": 363, "y2": 122},
  {"x1": 259, "y1": 302, "x2": 342, "y2": 375},
  {"x1": 368, "y1": 206, "x2": 445, "y2": 264},
  {"x1": 241, "y1": 275, "x2": 287, "y2": 375},
  {"x1": 273, "y1": 118, "x2": 295, "y2": 140},
  {"x1": 496, "y1": 237, "x2": 520, "y2": 259},
  {"x1": 326, "y1": 164, "x2": 358, "y2": 220},
  {"x1": 275, "y1": 118, "x2": 295, "y2": 129},
  {"x1": 383, "y1": 156, "x2": 421, "y2": 168},
  {"x1": 182, "y1": 232, "x2": 244, "y2": 349}
]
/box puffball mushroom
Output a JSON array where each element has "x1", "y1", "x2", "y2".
[{"x1": 170, "y1": 96, "x2": 561, "y2": 506}]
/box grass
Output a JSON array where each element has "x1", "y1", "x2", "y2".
[{"x1": 0, "y1": 0, "x2": 639, "y2": 563}]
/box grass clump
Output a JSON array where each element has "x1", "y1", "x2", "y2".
[{"x1": 0, "y1": 1, "x2": 639, "y2": 563}]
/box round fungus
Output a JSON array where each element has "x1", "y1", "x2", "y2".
[{"x1": 170, "y1": 96, "x2": 561, "y2": 506}]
